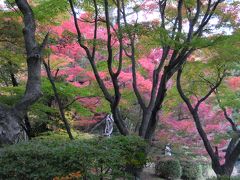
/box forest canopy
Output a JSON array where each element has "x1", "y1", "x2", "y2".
[{"x1": 0, "y1": 0, "x2": 240, "y2": 179}]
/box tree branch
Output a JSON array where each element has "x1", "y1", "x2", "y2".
[{"x1": 176, "y1": 67, "x2": 220, "y2": 168}]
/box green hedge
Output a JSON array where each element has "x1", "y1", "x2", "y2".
[
  {"x1": 0, "y1": 134, "x2": 147, "y2": 179},
  {"x1": 201, "y1": 162, "x2": 212, "y2": 178},
  {"x1": 155, "y1": 157, "x2": 182, "y2": 179},
  {"x1": 180, "y1": 159, "x2": 203, "y2": 180}
]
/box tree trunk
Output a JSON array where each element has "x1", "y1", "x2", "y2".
[
  {"x1": 144, "y1": 111, "x2": 159, "y2": 141},
  {"x1": 0, "y1": 105, "x2": 22, "y2": 146},
  {"x1": 0, "y1": 0, "x2": 46, "y2": 145},
  {"x1": 111, "y1": 107, "x2": 129, "y2": 135},
  {"x1": 139, "y1": 111, "x2": 152, "y2": 138},
  {"x1": 9, "y1": 64, "x2": 33, "y2": 139},
  {"x1": 213, "y1": 165, "x2": 233, "y2": 179}
]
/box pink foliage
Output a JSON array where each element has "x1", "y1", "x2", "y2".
[
  {"x1": 157, "y1": 100, "x2": 232, "y2": 158},
  {"x1": 227, "y1": 77, "x2": 240, "y2": 91}
]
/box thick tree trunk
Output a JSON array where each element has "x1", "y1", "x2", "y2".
[
  {"x1": 144, "y1": 111, "x2": 159, "y2": 141},
  {"x1": 0, "y1": 59, "x2": 41, "y2": 145},
  {"x1": 0, "y1": 105, "x2": 22, "y2": 146},
  {"x1": 9, "y1": 64, "x2": 33, "y2": 139},
  {"x1": 213, "y1": 165, "x2": 233, "y2": 179},
  {"x1": 111, "y1": 107, "x2": 129, "y2": 135},
  {"x1": 139, "y1": 111, "x2": 152, "y2": 138},
  {"x1": 0, "y1": 0, "x2": 45, "y2": 145}
]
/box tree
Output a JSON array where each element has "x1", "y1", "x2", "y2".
[
  {"x1": 176, "y1": 62, "x2": 240, "y2": 177},
  {"x1": 67, "y1": 0, "x2": 131, "y2": 135},
  {"x1": 156, "y1": 100, "x2": 229, "y2": 158},
  {"x1": 67, "y1": 0, "x2": 227, "y2": 140},
  {"x1": 175, "y1": 30, "x2": 240, "y2": 177},
  {"x1": 0, "y1": 19, "x2": 24, "y2": 87},
  {"x1": 0, "y1": 0, "x2": 47, "y2": 145},
  {"x1": 43, "y1": 55, "x2": 74, "y2": 140}
]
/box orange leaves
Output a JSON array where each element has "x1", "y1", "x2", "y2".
[{"x1": 53, "y1": 171, "x2": 82, "y2": 180}]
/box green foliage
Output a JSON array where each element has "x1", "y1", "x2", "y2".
[
  {"x1": 0, "y1": 134, "x2": 147, "y2": 179},
  {"x1": 0, "y1": 50, "x2": 25, "y2": 67},
  {"x1": 207, "y1": 176, "x2": 240, "y2": 180},
  {"x1": 41, "y1": 78, "x2": 94, "y2": 116},
  {"x1": 0, "y1": 78, "x2": 95, "y2": 134},
  {"x1": 163, "y1": 85, "x2": 184, "y2": 112},
  {"x1": 189, "y1": 36, "x2": 221, "y2": 49},
  {"x1": 96, "y1": 98, "x2": 110, "y2": 113},
  {"x1": 74, "y1": 0, "x2": 117, "y2": 12},
  {"x1": 0, "y1": 20, "x2": 23, "y2": 40},
  {"x1": 0, "y1": 19, "x2": 25, "y2": 85},
  {"x1": 95, "y1": 61, "x2": 109, "y2": 71},
  {"x1": 180, "y1": 159, "x2": 203, "y2": 180},
  {"x1": 121, "y1": 89, "x2": 137, "y2": 105},
  {"x1": 137, "y1": 64, "x2": 148, "y2": 78},
  {"x1": 139, "y1": 27, "x2": 174, "y2": 50},
  {"x1": 184, "y1": 0, "x2": 196, "y2": 8},
  {"x1": 95, "y1": 60, "x2": 121, "y2": 72},
  {"x1": 212, "y1": 33, "x2": 240, "y2": 64},
  {"x1": 213, "y1": 132, "x2": 230, "y2": 145},
  {"x1": 70, "y1": 102, "x2": 93, "y2": 117},
  {"x1": 36, "y1": 131, "x2": 95, "y2": 141},
  {"x1": 33, "y1": 0, "x2": 69, "y2": 24},
  {"x1": 155, "y1": 157, "x2": 182, "y2": 179},
  {"x1": 201, "y1": 162, "x2": 212, "y2": 179},
  {"x1": 217, "y1": 85, "x2": 240, "y2": 110},
  {"x1": 77, "y1": 82, "x2": 102, "y2": 97},
  {"x1": 2, "y1": 0, "x2": 69, "y2": 25},
  {"x1": 0, "y1": 86, "x2": 24, "y2": 105}
]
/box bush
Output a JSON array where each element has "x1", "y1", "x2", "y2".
[
  {"x1": 180, "y1": 159, "x2": 203, "y2": 180},
  {"x1": 207, "y1": 176, "x2": 236, "y2": 180},
  {"x1": 201, "y1": 162, "x2": 212, "y2": 178},
  {"x1": 0, "y1": 134, "x2": 147, "y2": 179},
  {"x1": 155, "y1": 157, "x2": 182, "y2": 179}
]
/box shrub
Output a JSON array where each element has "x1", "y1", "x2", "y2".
[
  {"x1": 0, "y1": 134, "x2": 147, "y2": 179},
  {"x1": 180, "y1": 159, "x2": 203, "y2": 180},
  {"x1": 201, "y1": 162, "x2": 212, "y2": 178},
  {"x1": 207, "y1": 176, "x2": 235, "y2": 180},
  {"x1": 155, "y1": 157, "x2": 182, "y2": 179}
]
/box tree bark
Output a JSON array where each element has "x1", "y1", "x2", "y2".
[
  {"x1": 9, "y1": 62, "x2": 33, "y2": 139},
  {"x1": 0, "y1": 105, "x2": 22, "y2": 146},
  {"x1": 139, "y1": 111, "x2": 152, "y2": 138},
  {"x1": 0, "y1": 0, "x2": 45, "y2": 145},
  {"x1": 213, "y1": 164, "x2": 233, "y2": 179},
  {"x1": 111, "y1": 106, "x2": 129, "y2": 135}
]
